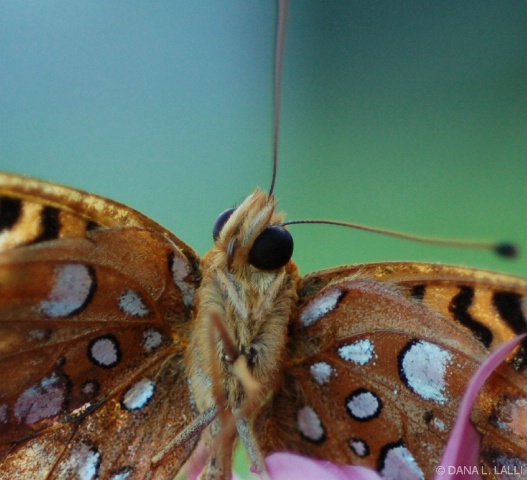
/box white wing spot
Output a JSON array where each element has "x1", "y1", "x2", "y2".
[
  {"x1": 381, "y1": 444, "x2": 424, "y2": 480},
  {"x1": 170, "y1": 253, "x2": 195, "y2": 306},
  {"x1": 432, "y1": 417, "x2": 445, "y2": 432},
  {"x1": 122, "y1": 378, "x2": 155, "y2": 411},
  {"x1": 400, "y1": 340, "x2": 452, "y2": 404},
  {"x1": 15, "y1": 373, "x2": 67, "y2": 424},
  {"x1": 65, "y1": 442, "x2": 101, "y2": 480},
  {"x1": 349, "y1": 438, "x2": 369, "y2": 458},
  {"x1": 338, "y1": 339, "x2": 375, "y2": 365},
  {"x1": 310, "y1": 362, "x2": 333, "y2": 385},
  {"x1": 81, "y1": 380, "x2": 99, "y2": 397},
  {"x1": 142, "y1": 328, "x2": 163, "y2": 352},
  {"x1": 118, "y1": 289, "x2": 150, "y2": 317},
  {"x1": 300, "y1": 288, "x2": 343, "y2": 327},
  {"x1": 346, "y1": 390, "x2": 381, "y2": 420},
  {"x1": 493, "y1": 397, "x2": 527, "y2": 437},
  {"x1": 89, "y1": 336, "x2": 120, "y2": 368},
  {"x1": 110, "y1": 470, "x2": 132, "y2": 480},
  {"x1": 297, "y1": 406, "x2": 325, "y2": 442},
  {"x1": 39, "y1": 264, "x2": 93, "y2": 317}
]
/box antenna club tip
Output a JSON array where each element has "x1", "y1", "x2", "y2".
[{"x1": 494, "y1": 242, "x2": 518, "y2": 259}]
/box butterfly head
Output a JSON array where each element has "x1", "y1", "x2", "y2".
[
  {"x1": 210, "y1": 189, "x2": 294, "y2": 272},
  {"x1": 190, "y1": 188, "x2": 299, "y2": 414}
]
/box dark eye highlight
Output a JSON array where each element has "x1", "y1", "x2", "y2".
[
  {"x1": 249, "y1": 226, "x2": 294, "y2": 270},
  {"x1": 213, "y1": 208, "x2": 236, "y2": 241}
]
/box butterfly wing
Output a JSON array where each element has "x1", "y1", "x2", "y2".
[
  {"x1": 0, "y1": 173, "x2": 201, "y2": 479},
  {"x1": 262, "y1": 262, "x2": 526, "y2": 479}
]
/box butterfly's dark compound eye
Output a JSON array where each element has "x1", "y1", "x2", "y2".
[
  {"x1": 213, "y1": 208, "x2": 236, "y2": 241},
  {"x1": 249, "y1": 226, "x2": 294, "y2": 270}
]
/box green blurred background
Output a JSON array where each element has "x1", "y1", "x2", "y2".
[{"x1": 1, "y1": 0, "x2": 525, "y2": 277}]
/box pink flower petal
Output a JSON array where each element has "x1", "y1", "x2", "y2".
[
  {"x1": 435, "y1": 334, "x2": 526, "y2": 480},
  {"x1": 265, "y1": 452, "x2": 381, "y2": 480}
]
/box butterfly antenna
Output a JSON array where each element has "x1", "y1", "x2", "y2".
[
  {"x1": 269, "y1": 0, "x2": 288, "y2": 196},
  {"x1": 283, "y1": 219, "x2": 518, "y2": 258}
]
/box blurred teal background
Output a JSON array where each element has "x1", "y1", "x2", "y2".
[{"x1": 1, "y1": 1, "x2": 525, "y2": 277}]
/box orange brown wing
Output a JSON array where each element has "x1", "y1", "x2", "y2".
[
  {"x1": 262, "y1": 262, "x2": 526, "y2": 479},
  {"x1": 0, "y1": 173, "x2": 201, "y2": 479}
]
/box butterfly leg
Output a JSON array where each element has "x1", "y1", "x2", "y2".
[
  {"x1": 151, "y1": 405, "x2": 218, "y2": 464},
  {"x1": 236, "y1": 417, "x2": 269, "y2": 479},
  {"x1": 198, "y1": 416, "x2": 236, "y2": 480}
]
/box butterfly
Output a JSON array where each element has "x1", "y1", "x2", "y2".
[
  {"x1": 1, "y1": 3, "x2": 526, "y2": 480},
  {"x1": 0, "y1": 169, "x2": 526, "y2": 480}
]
